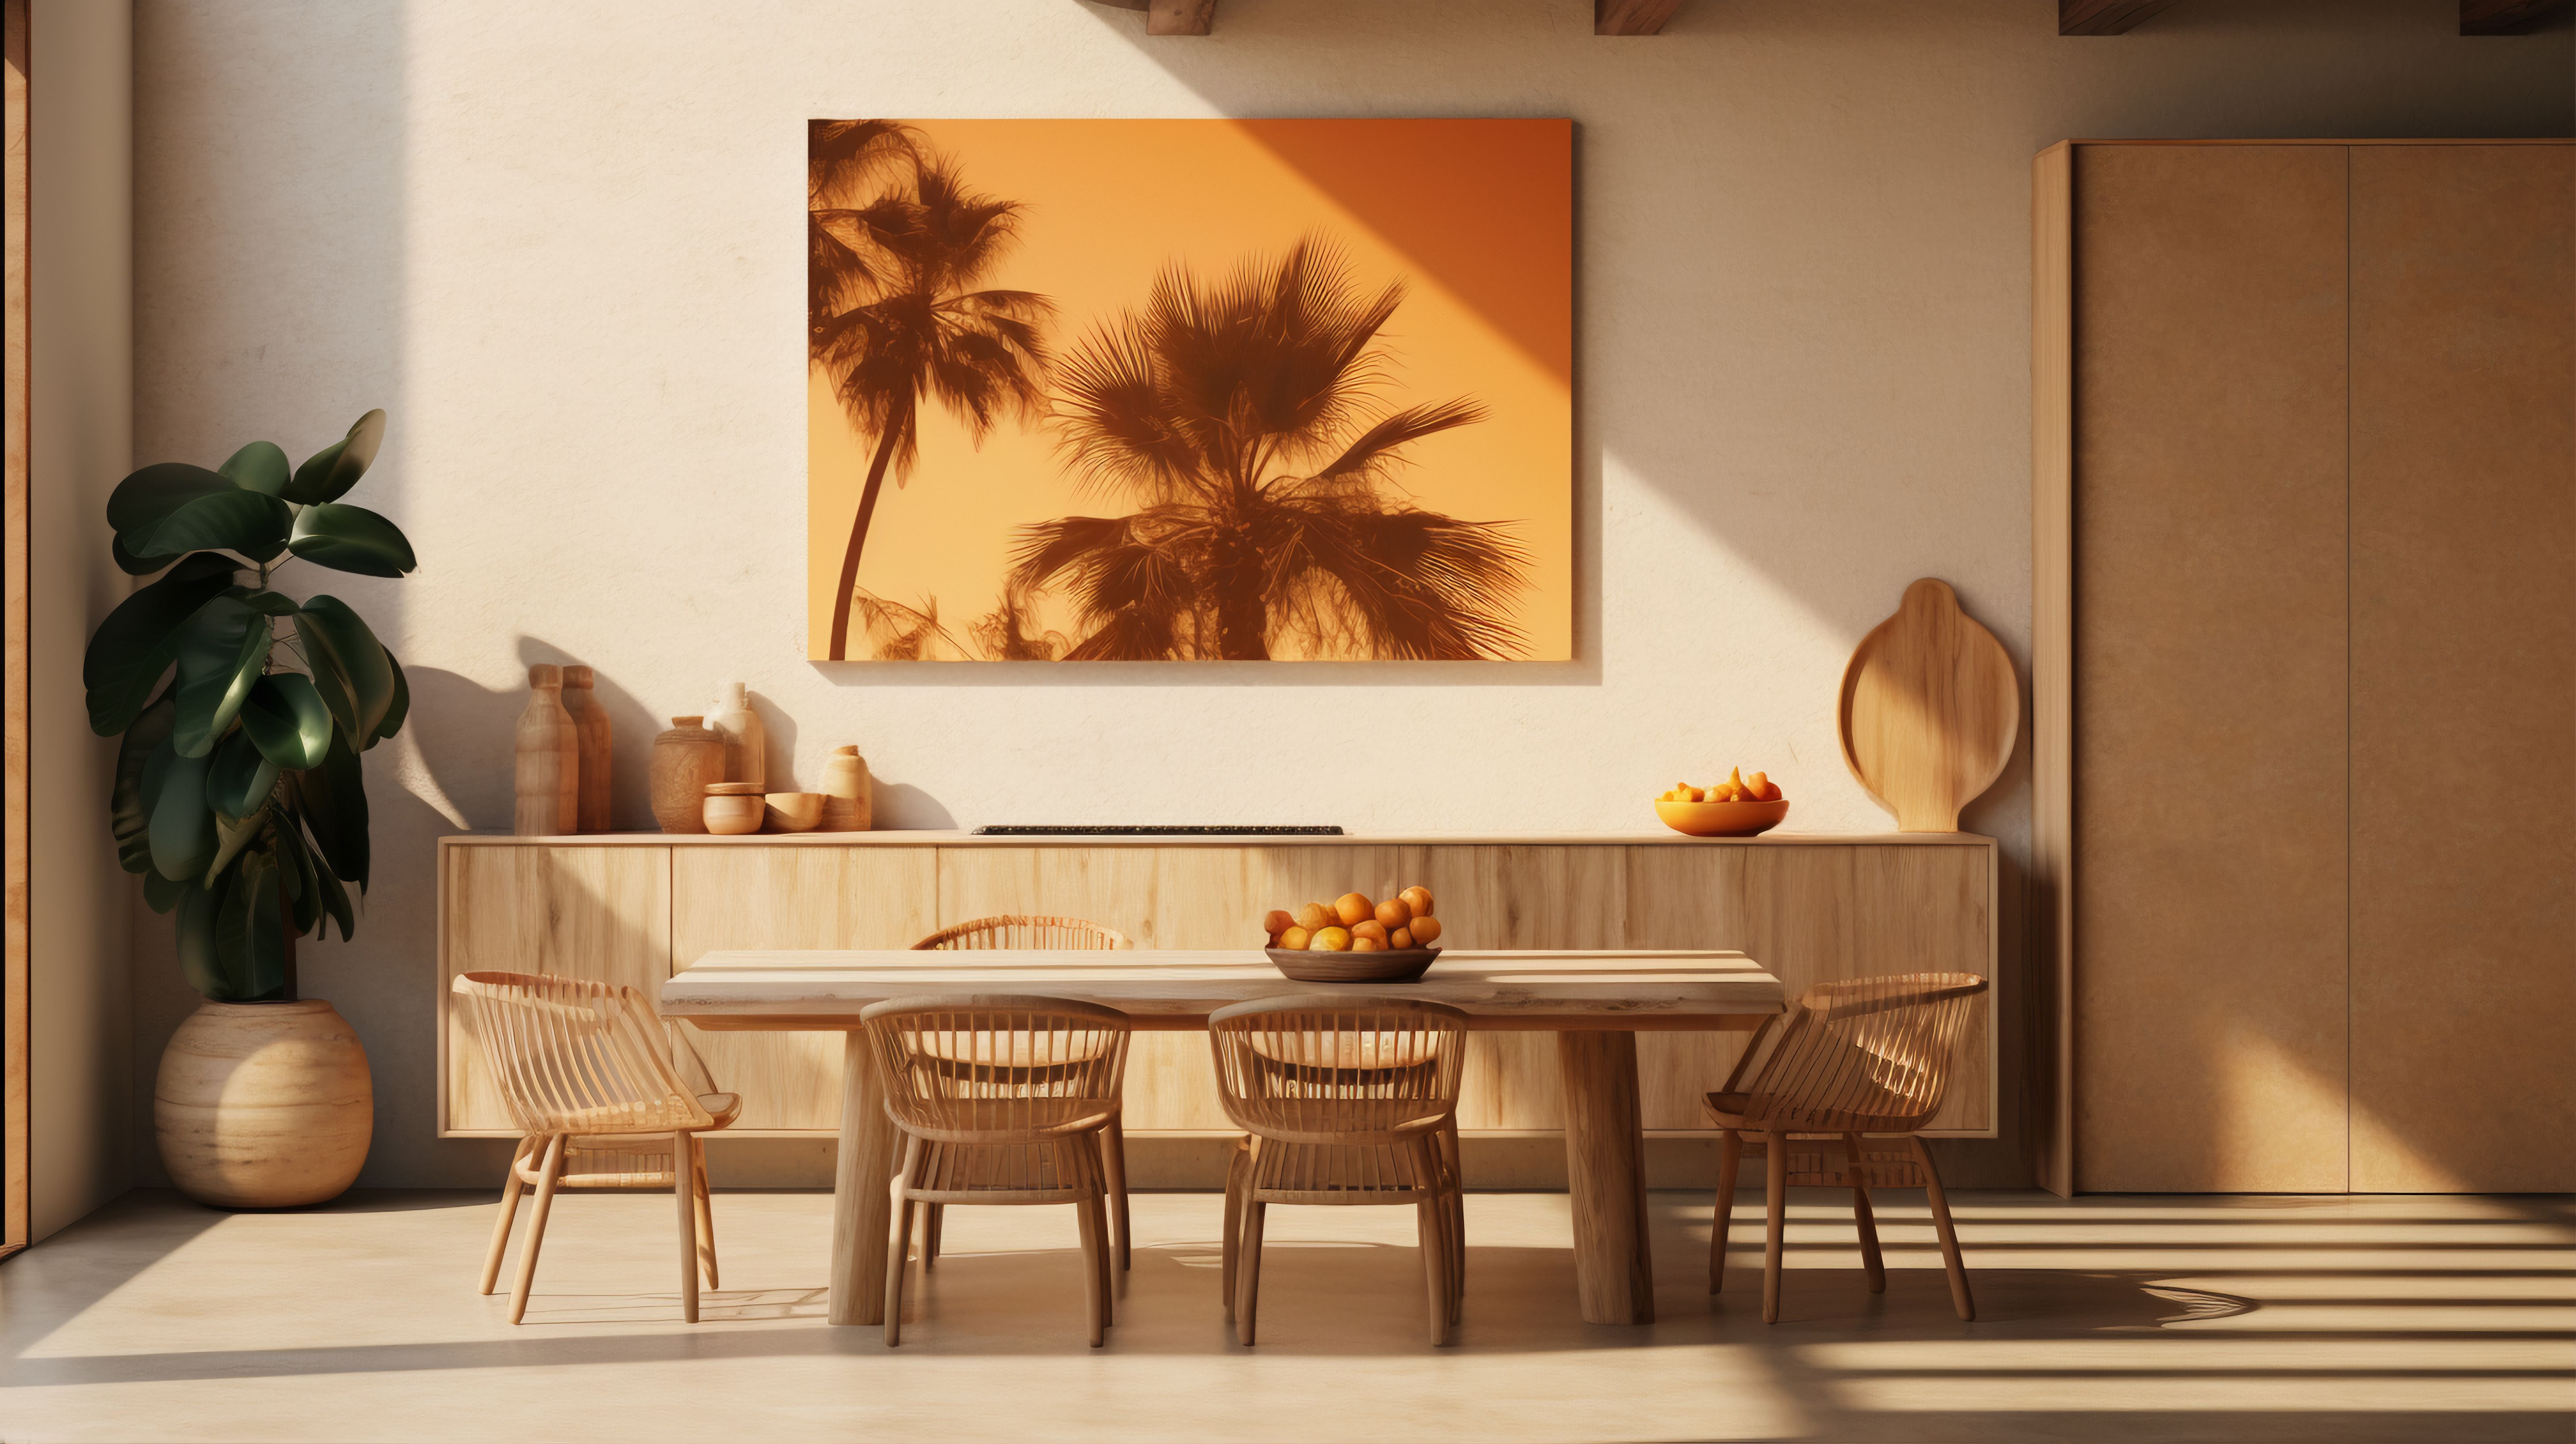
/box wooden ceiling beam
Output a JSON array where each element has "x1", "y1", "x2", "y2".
[
  {"x1": 1596, "y1": 0, "x2": 1684, "y2": 36},
  {"x1": 2461, "y1": 0, "x2": 2572, "y2": 33},
  {"x1": 2059, "y1": 0, "x2": 2180, "y2": 34},
  {"x1": 1082, "y1": 0, "x2": 1216, "y2": 36}
]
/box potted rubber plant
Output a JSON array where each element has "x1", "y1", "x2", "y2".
[{"x1": 83, "y1": 409, "x2": 413, "y2": 1208}]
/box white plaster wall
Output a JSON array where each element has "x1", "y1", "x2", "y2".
[
  {"x1": 29, "y1": 0, "x2": 134, "y2": 1239},
  {"x1": 127, "y1": 0, "x2": 2570, "y2": 1188}
]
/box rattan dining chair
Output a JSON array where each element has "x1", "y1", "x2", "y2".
[
  {"x1": 451, "y1": 971, "x2": 743, "y2": 1324},
  {"x1": 1705, "y1": 972, "x2": 1988, "y2": 1324},
  {"x1": 1210, "y1": 995, "x2": 1469, "y2": 1346},
  {"x1": 911, "y1": 915, "x2": 1135, "y2": 1274},
  {"x1": 862, "y1": 993, "x2": 1133, "y2": 1347}
]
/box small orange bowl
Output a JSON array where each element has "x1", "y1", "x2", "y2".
[{"x1": 1655, "y1": 797, "x2": 1790, "y2": 838}]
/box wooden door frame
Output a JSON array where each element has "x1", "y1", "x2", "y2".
[{"x1": 4, "y1": 0, "x2": 31, "y2": 1261}]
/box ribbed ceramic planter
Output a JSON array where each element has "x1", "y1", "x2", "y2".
[{"x1": 154, "y1": 999, "x2": 373, "y2": 1209}]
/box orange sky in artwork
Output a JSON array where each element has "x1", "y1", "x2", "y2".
[{"x1": 807, "y1": 118, "x2": 1573, "y2": 661}]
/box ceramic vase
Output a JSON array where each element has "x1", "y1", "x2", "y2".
[
  {"x1": 155, "y1": 999, "x2": 373, "y2": 1209},
  {"x1": 560, "y1": 664, "x2": 613, "y2": 833},
  {"x1": 513, "y1": 664, "x2": 579, "y2": 836},
  {"x1": 708, "y1": 682, "x2": 766, "y2": 791},
  {"x1": 648, "y1": 716, "x2": 724, "y2": 833},
  {"x1": 820, "y1": 745, "x2": 872, "y2": 831}
]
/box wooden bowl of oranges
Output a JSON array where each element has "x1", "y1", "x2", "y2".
[
  {"x1": 1655, "y1": 768, "x2": 1790, "y2": 838},
  {"x1": 1262, "y1": 886, "x2": 1442, "y2": 983}
]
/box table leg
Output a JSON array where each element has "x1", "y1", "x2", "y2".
[
  {"x1": 828, "y1": 1029, "x2": 901, "y2": 1326},
  {"x1": 1556, "y1": 1029, "x2": 1655, "y2": 1324}
]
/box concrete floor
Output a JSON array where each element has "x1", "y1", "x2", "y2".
[{"x1": 1, "y1": 1188, "x2": 2568, "y2": 1443}]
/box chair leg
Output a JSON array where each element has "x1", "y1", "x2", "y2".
[
  {"x1": 1220, "y1": 1137, "x2": 1247, "y2": 1320},
  {"x1": 673, "y1": 1132, "x2": 700, "y2": 1324},
  {"x1": 1102, "y1": 1116, "x2": 1132, "y2": 1271},
  {"x1": 922, "y1": 1202, "x2": 941, "y2": 1271},
  {"x1": 1235, "y1": 1200, "x2": 1267, "y2": 1346},
  {"x1": 1417, "y1": 1193, "x2": 1452, "y2": 1347},
  {"x1": 1088, "y1": 1186, "x2": 1114, "y2": 1329},
  {"x1": 691, "y1": 1135, "x2": 719, "y2": 1290},
  {"x1": 479, "y1": 1135, "x2": 533, "y2": 1295},
  {"x1": 1762, "y1": 1130, "x2": 1788, "y2": 1325},
  {"x1": 1847, "y1": 1133, "x2": 1884, "y2": 1295},
  {"x1": 1710, "y1": 1128, "x2": 1742, "y2": 1294},
  {"x1": 506, "y1": 1134, "x2": 567, "y2": 1325},
  {"x1": 1077, "y1": 1194, "x2": 1107, "y2": 1347},
  {"x1": 1438, "y1": 1122, "x2": 1464, "y2": 1303},
  {"x1": 1911, "y1": 1135, "x2": 1975, "y2": 1321},
  {"x1": 883, "y1": 1139, "x2": 919, "y2": 1347}
]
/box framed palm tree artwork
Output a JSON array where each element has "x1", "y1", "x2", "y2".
[{"x1": 807, "y1": 118, "x2": 1572, "y2": 662}]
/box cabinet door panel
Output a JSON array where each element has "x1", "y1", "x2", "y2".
[
  {"x1": 1420, "y1": 846, "x2": 1625, "y2": 1129},
  {"x1": 444, "y1": 846, "x2": 670, "y2": 1133},
  {"x1": 2350, "y1": 146, "x2": 2575, "y2": 1191},
  {"x1": 669, "y1": 846, "x2": 937, "y2": 1130},
  {"x1": 1626, "y1": 847, "x2": 1751, "y2": 1129}
]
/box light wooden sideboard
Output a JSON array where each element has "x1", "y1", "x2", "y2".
[{"x1": 436, "y1": 832, "x2": 1998, "y2": 1140}]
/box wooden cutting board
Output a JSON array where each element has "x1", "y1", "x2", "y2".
[{"x1": 1837, "y1": 579, "x2": 2019, "y2": 832}]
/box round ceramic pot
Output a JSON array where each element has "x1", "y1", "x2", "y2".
[{"x1": 155, "y1": 999, "x2": 373, "y2": 1209}]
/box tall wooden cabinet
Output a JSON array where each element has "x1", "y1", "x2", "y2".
[{"x1": 2033, "y1": 140, "x2": 2574, "y2": 1194}]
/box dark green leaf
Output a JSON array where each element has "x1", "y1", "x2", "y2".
[
  {"x1": 214, "y1": 849, "x2": 286, "y2": 1001},
  {"x1": 207, "y1": 728, "x2": 281, "y2": 819},
  {"x1": 218, "y1": 442, "x2": 291, "y2": 496},
  {"x1": 107, "y1": 462, "x2": 233, "y2": 536},
  {"x1": 295, "y1": 731, "x2": 370, "y2": 891},
  {"x1": 238, "y1": 672, "x2": 333, "y2": 770},
  {"x1": 110, "y1": 692, "x2": 178, "y2": 875},
  {"x1": 149, "y1": 748, "x2": 217, "y2": 883},
  {"x1": 295, "y1": 596, "x2": 395, "y2": 747},
  {"x1": 310, "y1": 840, "x2": 355, "y2": 941},
  {"x1": 127, "y1": 488, "x2": 292, "y2": 563},
  {"x1": 376, "y1": 650, "x2": 409, "y2": 741},
  {"x1": 143, "y1": 870, "x2": 188, "y2": 915},
  {"x1": 176, "y1": 877, "x2": 226, "y2": 998},
  {"x1": 286, "y1": 502, "x2": 416, "y2": 578},
  {"x1": 82, "y1": 553, "x2": 238, "y2": 736},
  {"x1": 284, "y1": 409, "x2": 387, "y2": 505},
  {"x1": 239, "y1": 589, "x2": 302, "y2": 616},
  {"x1": 113, "y1": 531, "x2": 174, "y2": 577},
  {"x1": 170, "y1": 595, "x2": 272, "y2": 758},
  {"x1": 206, "y1": 797, "x2": 272, "y2": 883},
  {"x1": 275, "y1": 817, "x2": 323, "y2": 936}
]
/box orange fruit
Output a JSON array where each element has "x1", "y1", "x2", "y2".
[
  {"x1": 1278, "y1": 925, "x2": 1311, "y2": 951},
  {"x1": 1409, "y1": 915, "x2": 1443, "y2": 945},
  {"x1": 1262, "y1": 909, "x2": 1293, "y2": 937},
  {"x1": 1350, "y1": 937, "x2": 1383, "y2": 952},
  {"x1": 1399, "y1": 885, "x2": 1434, "y2": 918},
  {"x1": 1352, "y1": 919, "x2": 1389, "y2": 945},
  {"x1": 1389, "y1": 926, "x2": 1414, "y2": 949},
  {"x1": 1311, "y1": 926, "x2": 1352, "y2": 952},
  {"x1": 1296, "y1": 902, "x2": 1332, "y2": 933},
  {"x1": 1374, "y1": 898, "x2": 1412, "y2": 930},
  {"x1": 1334, "y1": 892, "x2": 1373, "y2": 927}
]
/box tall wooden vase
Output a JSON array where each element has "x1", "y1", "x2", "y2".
[
  {"x1": 514, "y1": 664, "x2": 580, "y2": 835},
  {"x1": 820, "y1": 745, "x2": 872, "y2": 831},
  {"x1": 708, "y1": 682, "x2": 766, "y2": 791},
  {"x1": 649, "y1": 715, "x2": 725, "y2": 833},
  {"x1": 561, "y1": 664, "x2": 613, "y2": 833}
]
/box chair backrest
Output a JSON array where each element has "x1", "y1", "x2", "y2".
[
  {"x1": 451, "y1": 972, "x2": 716, "y2": 1136},
  {"x1": 1208, "y1": 995, "x2": 1469, "y2": 1146},
  {"x1": 859, "y1": 993, "x2": 1131, "y2": 1145},
  {"x1": 912, "y1": 915, "x2": 1133, "y2": 951},
  {"x1": 1737, "y1": 972, "x2": 1987, "y2": 1131}
]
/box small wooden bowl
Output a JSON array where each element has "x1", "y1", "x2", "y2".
[
  {"x1": 763, "y1": 791, "x2": 826, "y2": 833},
  {"x1": 1265, "y1": 946, "x2": 1441, "y2": 984},
  {"x1": 702, "y1": 788, "x2": 764, "y2": 835},
  {"x1": 1654, "y1": 797, "x2": 1790, "y2": 838}
]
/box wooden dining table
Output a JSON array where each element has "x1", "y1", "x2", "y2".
[{"x1": 659, "y1": 948, "x2": 1784, "y2": 1326}]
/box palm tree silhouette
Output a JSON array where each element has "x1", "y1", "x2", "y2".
[
  {"x1": 809, "y1": 126, "x2": 1055, "y2": 660},
  {"x1": 1015, "y1": 241, "x2": 1530, "y2": 661}
]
